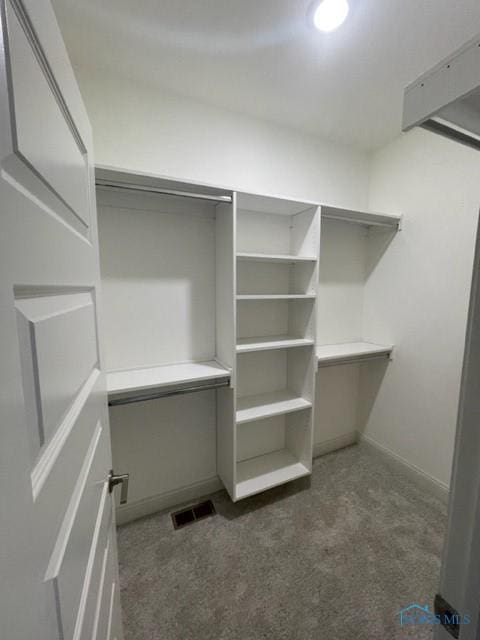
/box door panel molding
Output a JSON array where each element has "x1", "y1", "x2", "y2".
[
  {"x1": 15, "y1": 290, "x2": 99, "y2": 464},
  {"x1": 45, "y1": 422, "x2": 108, "y2": 640},
  {"x1": 2, "y1": 0, "x2": 91, "y2": 232},
  {"x1": 74, "y1": 482, "x2": 111, "y2": 640}
]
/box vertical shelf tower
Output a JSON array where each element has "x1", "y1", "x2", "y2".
[{"x1": 217, "y1": 192, "x2": 320, "y2": 501}]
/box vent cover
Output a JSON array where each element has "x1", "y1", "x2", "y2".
[{"x1": 171, "y1": 500, "x2": 216, "y2": 530}]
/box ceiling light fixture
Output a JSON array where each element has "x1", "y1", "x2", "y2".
[{"x1": 312, "y1": 0, "x2": 350, "y2": 32}]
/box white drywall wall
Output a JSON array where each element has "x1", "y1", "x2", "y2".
[
  {"x1": 109, "y1": 390, "x2": 217, "y2": 507},
  {"x1": 317, "y1": 219, "x2": 367, "y2": 345},
  {"x1": 361, "y1": 127, "x2": 480, "y2": 488},
  {"x1": 75, "y1": 66, "x2": 370, "y2": 209},
  {"x1": 96, "y1": 188, "x2": 217, "y2": 372}
]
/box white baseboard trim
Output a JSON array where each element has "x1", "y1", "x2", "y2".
[
  {"x1": 359, "y1": 434, "x2": 449, "y2": 504},
  {"x1": 313, "y1": 432, "x2": 358, "y2": 459},
  {"x1": 115, "y1": 476, "x2": 223, "y2": 526},
  {"x1": 116, "y1": 434, "x2": 449, "y2": 525}
]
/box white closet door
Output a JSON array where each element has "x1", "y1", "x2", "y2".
[{"x1": 0, "y1": 1, "x2": 123, "y2": 639}]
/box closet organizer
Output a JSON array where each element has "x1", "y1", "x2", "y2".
[{"x1": 96, "y1": 167, "x2": 401, "y2": 508}]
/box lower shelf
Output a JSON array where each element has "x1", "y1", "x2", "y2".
[{"x1": 235, "y1": 450, "x2": 310, "y2": 500}]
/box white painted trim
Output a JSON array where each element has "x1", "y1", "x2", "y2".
[
  {"x1": 359, "y1": 434, "x2": 449, "y2": 504},
  {"x1": 115, "y1": 476, "x2": 223, "y2": 526},
  {"x1": 313, "y1": 432, "x2": 358, "y2": 458}
]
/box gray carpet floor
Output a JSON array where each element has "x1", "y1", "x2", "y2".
[{"x1": 118, "y1": 445, "x2": 447, "y2": 640}]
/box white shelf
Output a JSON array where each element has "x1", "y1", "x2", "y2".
[
  {"x1": 321, "y1": 205, "x2": 401, "y2": 229},
  {"x1": 237, "y1": 335, "x2": 314, "y2": 353},
  {"x1": 236, "y1": 450, "x2": 310, "y2": 500},
  {"x1": 316, "y1": 342, "x2": 393, "y2": 367},
  {"x1": 107, "y1": 360, "x2": 231, "y2": 397},
  {"x1": 236, "y1": 390, "x2": 312, "y2": 424},
  {"x1": 236, "y1": 252, "x2": 317, "y2": 264},
  {"x1": 237, "y1": 294, "x2": 316, "y2": 301}
]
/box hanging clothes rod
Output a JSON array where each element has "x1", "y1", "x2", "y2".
[
  {"x1": 421, "y1": 119, "x2": 480, "y2": 153},
  {"x1": 108, "y1": 378, "x2": 230, "y2": 407},
  {"x1": 96, "y1": 179, "x2": 233, "y2": 204}
]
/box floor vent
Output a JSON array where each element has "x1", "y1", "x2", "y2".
[{"x1": 171, "y1": 500, "x2": 216, "y2": 530}]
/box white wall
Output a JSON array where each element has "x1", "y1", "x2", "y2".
[
  {"x1": 317, "y1": 219, "x2": 367, "y2": 345},
  {"x1": 97, "y1": 187, "x2": 217, "y2": 371},
  {"x1": 76, "y1": 66, "x2": 370, "y2": 209},
  {"x1": 360, "y1": 127, "x2": 480, "y2": 489}
]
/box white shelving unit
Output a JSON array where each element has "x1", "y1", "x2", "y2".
[
  {"x1": 97, "y1": 167, "x2": 399, "y2": 512},
  {"x1": 216, "y1": 192, "x2": 320, "y2": 501},
  {"x1": 316, "y1": 342, "x2": 393, "y2": 367}
]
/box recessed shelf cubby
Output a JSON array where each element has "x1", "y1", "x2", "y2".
[
  {"x1": 235, "y1": 409, "x2": 312, "y2": 500},
  {"x1": 236, "y1": 259, "x2": 317, "y2": 297},
  {"x1": 237, "y1": 298, "x2": 315, "y2": 346}
]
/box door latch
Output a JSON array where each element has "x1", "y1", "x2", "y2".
[{"x1": 108, "y1": 470, "x2": 129, "y2": 505}]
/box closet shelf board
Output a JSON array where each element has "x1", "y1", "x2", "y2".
[
  {"x1": 316, "y1": 342, "x2": 393, "y2": 367},
  {"x1": 236, "y1": 450, "x2": 310, "y2": 500},
  {"x1": 237, "y1": 335, "x2": 315, "y2": 353},
  {"x1": 236, "y1": 252, "x2": 317, "y2": 264},
  {"x1": 106, "y1": 360, "x2": 231, "y2": 396},
  {"x1": 321, "y1": 205, "x2": 401, "y2": 229},
  {"x1": 237, "y1": 294, "x2": 316, "y2": 300},
  {"x1": 236, "y1": 390, "x2": 312, "y2": 424}
]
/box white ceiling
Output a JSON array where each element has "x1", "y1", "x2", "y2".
[{"x1": 52, "y1": 0, "x2": 480, "y2": 150}]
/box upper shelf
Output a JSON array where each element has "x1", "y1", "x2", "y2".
[
  {"x1": 317, "y1": 342, "x2": 393, "y2": 367},
  {"x1": 236, "y1": 252, "x2": 317, "y2": 264},
  {"x1": 107, "y1": 360, "x2": 231, "y2": 398},
  {"x1": 321, "y1": 205, "x2": 401, "y2": 230}
]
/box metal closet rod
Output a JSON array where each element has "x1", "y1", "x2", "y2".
[
  {"x1": 96, "y1": 179, "x2": 233, "y2": 204},
  {"x1": 108, "y1": 378, "x2": 230, "y2": 407},
  {"x1": 421, "y1": 119, "x2": 480, "y2": 152}
]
